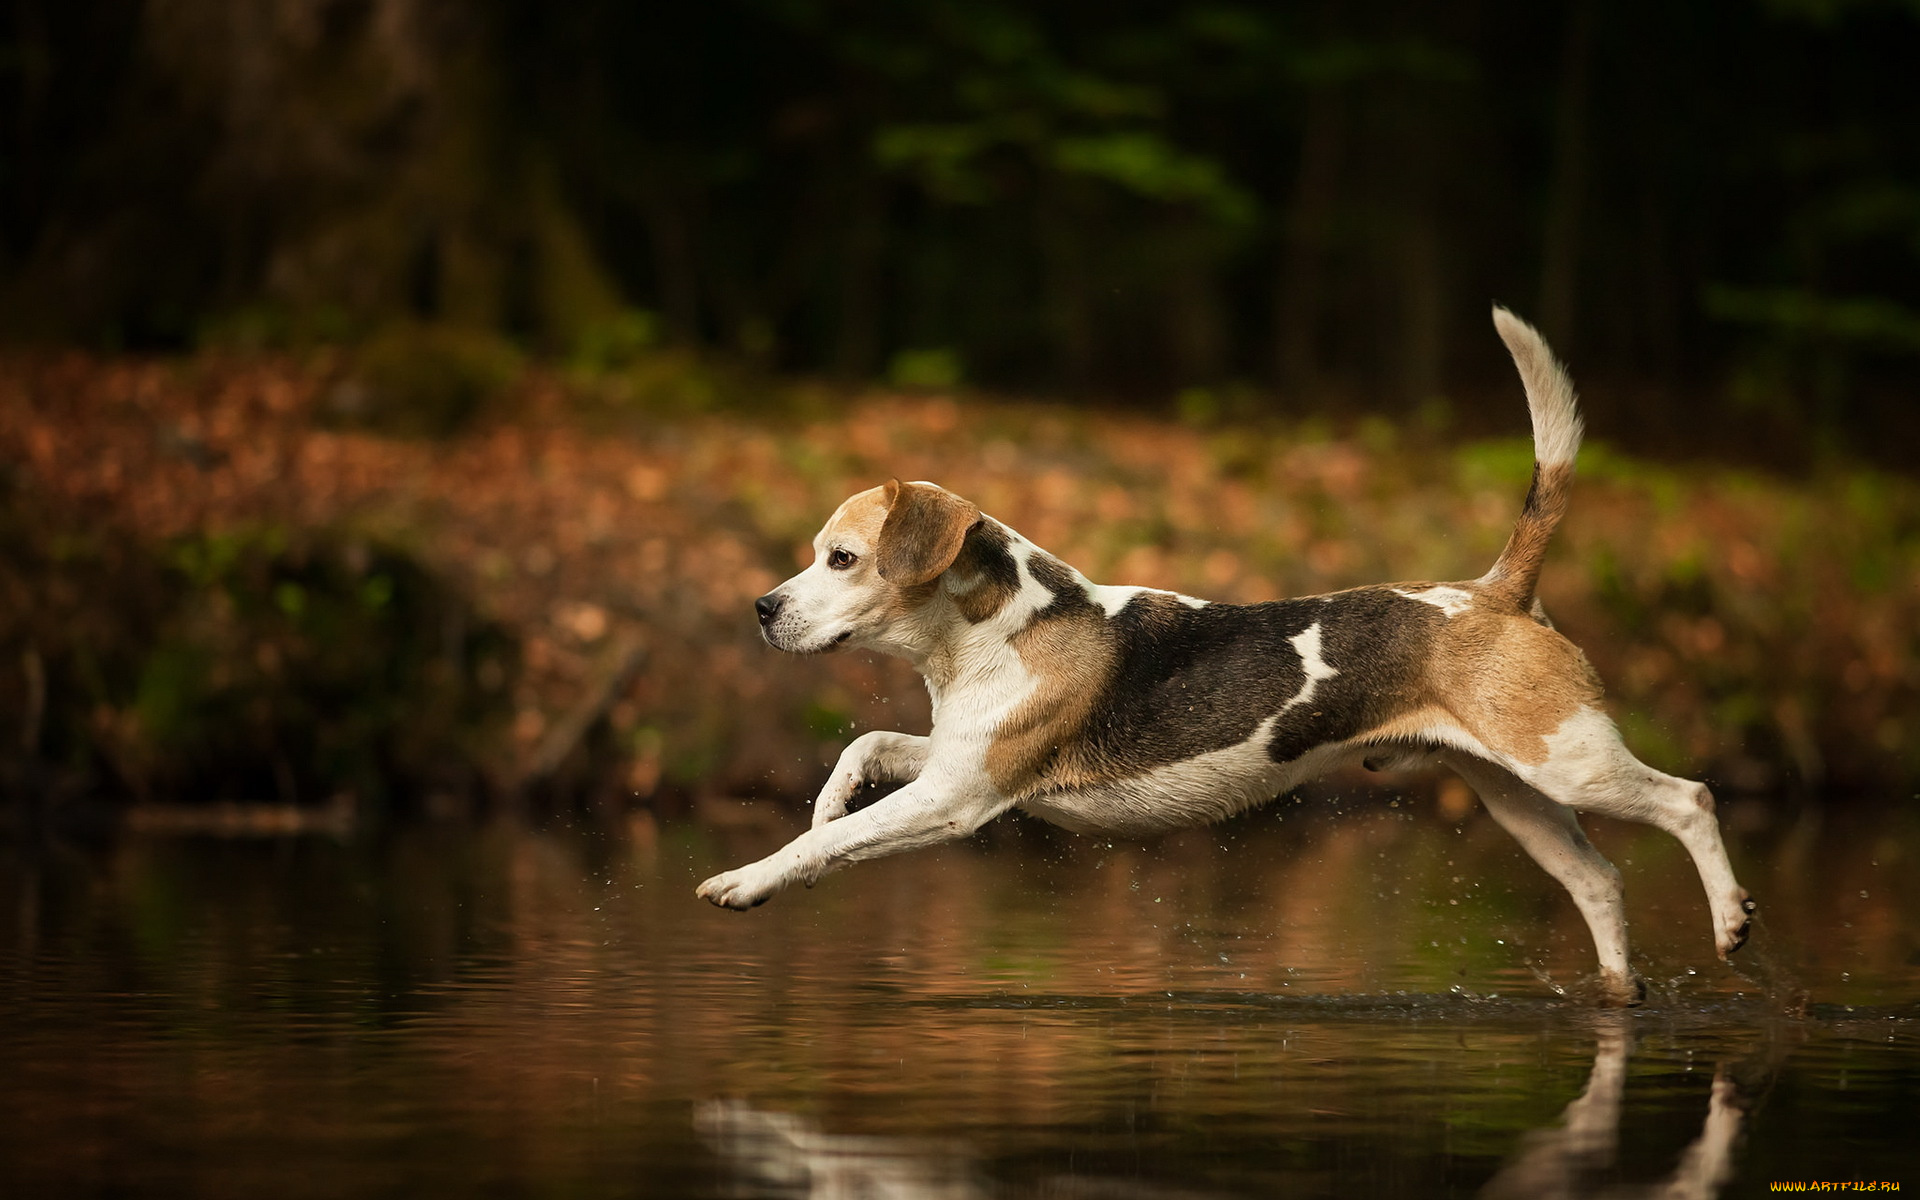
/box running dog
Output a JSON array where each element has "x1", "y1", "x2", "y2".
[{"x1": 698, "y1": 307, "x2": 1753, "y2": 1005}]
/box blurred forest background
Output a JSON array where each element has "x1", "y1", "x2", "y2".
[{"x1": 3, "y1": 0, "x2": 1919, "y2": 820}]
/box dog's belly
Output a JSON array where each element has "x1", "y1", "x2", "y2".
[
  {"x1": 1016, "y1": 728, "x2": 1389, "y2": 836},
  {"x1": 1016, "y1": 733, "x2": 1365, "y2": 837},
  {"x1": 1019, "y1": 773, "x2": 1279, "y2": 836}
]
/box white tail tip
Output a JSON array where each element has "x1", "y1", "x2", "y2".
[{"x1": 1492, "y1": 305, "x2": 1584, "y2": 467}]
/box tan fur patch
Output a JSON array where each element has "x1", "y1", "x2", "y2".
[
  {"x1": 1425, "y1": 603, "x2": 1601, "y2": 764},
  {"x1": 985, "y1": 607, "x2": 1119, "y2": 797},
  {"x1": 1357, "y1": 704, "x2": 1469, "y2": 748},
  {"x1": 876, "y1": 480, "x2": 980, "y2": 586},
  {"x1": 1481, "y1": 461, "x2": 1574, "y2": 609},
  {"x1": 821, "y1": 485, "x2": 892, "y2": 551}
]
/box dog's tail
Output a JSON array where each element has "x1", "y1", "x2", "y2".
[{"x1": 1477, "y1": 306, "x2": 1584, "y2": 611}]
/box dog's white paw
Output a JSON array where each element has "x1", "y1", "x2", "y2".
[
  {"x1": 1597, "y1": 969, "x2": 1648, "y2": 1008},
  {"x1": 696, "y1": 867, "x2": 776, "y2": 910},
  {"x1": 810, "y1": 770, "x2": 861, "y2": 829},
  {"x1": 1716, "y1": 890, "x2": 1756, "y2": 958}
]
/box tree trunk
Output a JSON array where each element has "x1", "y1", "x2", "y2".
[
  {"x1": 1039, "y1": 184, "x2": 1097, "y2": 394},
  {"x1": 832, "y1": 179, "x2": 887, "y2": 381},
  {"x1": 1538, "y1": 0, "x2": 1595, "y2": 351},
  {"x1": 1167, "y1": 212, "x2": 1225, "y2": 386},
  {"x1": 1274, "y1": 86, "x2": 1345, "y2": 401},
  {"x1": 645, "y1": 186, "x2": 702, "y2": 345}
]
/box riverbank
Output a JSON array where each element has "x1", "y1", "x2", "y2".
[{"x1": 4, "y1": 349, "x2": 1915, "y2": 812}]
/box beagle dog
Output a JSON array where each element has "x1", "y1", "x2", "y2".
[{"x1": 699, "y1": 307, "x2": 1753, "y2": 1005}]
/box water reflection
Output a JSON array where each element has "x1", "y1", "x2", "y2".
[
  {"x1": 695, "y1": 1016, "x2": 1788, "y2": 1200},
  {"x1": 1480, "y1": 1018, "x2": 1757, "y2": 1200},
  {"x1": 0, "y1": 803, "x2": 1915, "y2": 1197},
  {"x1": 698, "y1": 1100, "x2": 991, "y2": 1200}
]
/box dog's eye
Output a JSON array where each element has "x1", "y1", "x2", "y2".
[{"x1": 827, "y1": 547, "x2": 858, "y2": 571}]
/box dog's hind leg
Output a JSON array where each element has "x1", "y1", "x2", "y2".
[
  {"x1": 811, "y1": 732, "x2": 930, "y2": 828},
  {"x1": 1514, "y1": 708, "x2": 1754, "y2": 961},
  {"x1": 1445, "y1": 754, "x2": 1643, "y2": 1005}
]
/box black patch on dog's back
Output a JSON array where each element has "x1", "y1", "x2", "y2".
[
  {"x1": 1262, "y1": 588, "x2": 1439, "y2": 763},
  {"x1": 1063, "y1": 586, "x2": 1442, "y2": 777}
]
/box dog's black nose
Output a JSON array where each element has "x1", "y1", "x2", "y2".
[{"x1": 754, "y1": 593, "x2": 784, "y2": 626}]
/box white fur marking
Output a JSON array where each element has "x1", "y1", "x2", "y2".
[
  {"x1": 1281, "y1": 622, "x2": 1337, "y2": 712},
  {"x1": 1397, "y1": 585, "x2": 1474, "y2": 617},
  {"x1": 1087, "y1": 583, "x2": 1212, "y2": 617},
  {"x1": 1000, "y1": 539, "x2": 1062, "y2": 627},
  {"x1": 1492, "y1": 306, "x2": 1584, "y2": 468},
  {"x1": 1088, "y1": 584, "x2": 1144, "y2": 617}
]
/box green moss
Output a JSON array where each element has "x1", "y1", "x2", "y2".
[
  {"x1": 569, "y1": 310, "x2": 661, "y2": 374},
  {"x1": 1, "y1": 504, "x2": 517, "y2": 807},
  {"x1": 333, "y1": 323, "x2": 525, "y2": 437},
  {"x1": 888, "y1": 347, "x2": 965, "y2": 390}
]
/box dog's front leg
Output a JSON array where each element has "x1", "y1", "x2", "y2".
[
  {"x1": 697, "y1": 774, "x2": 1008, "y2": 910},
  {"x1": 810, "y1": 731, "x2": 930, "y2": 829}
]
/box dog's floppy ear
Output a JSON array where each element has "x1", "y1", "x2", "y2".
[{"x1": 876, "y1": 479, "x2": 981, "y2": 586}]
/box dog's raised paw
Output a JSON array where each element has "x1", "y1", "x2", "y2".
[{"x1": 696, "y1": 870, "x2": 771, "y2": 911}]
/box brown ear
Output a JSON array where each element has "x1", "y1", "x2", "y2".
[{"x1": 875, "y1": 480, "x2": 981, "y2": 586}]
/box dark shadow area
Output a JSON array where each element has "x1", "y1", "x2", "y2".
[{"x1": 3, "y1": 1, "x2": 1919, "y2": 463}]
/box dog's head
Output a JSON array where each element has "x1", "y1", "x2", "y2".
[{"x1": 755, "y1": 479, "x2": 981, "y2": 653}]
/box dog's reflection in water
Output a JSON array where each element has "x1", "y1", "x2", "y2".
[
  {"x1": 694, "y1": 1101, "x2": 990, "y2": 1200},
  {"x1": 697, "y1": 1023, "x2": 1762, "y2": 1200},
  {"x1": 1480, "y1": 1018, "x2": 1757, "y2": 1200}
]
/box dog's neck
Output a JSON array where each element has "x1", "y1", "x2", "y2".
[{"x1": 867, "y1": 595, "x2": 1017, "y2": 700}]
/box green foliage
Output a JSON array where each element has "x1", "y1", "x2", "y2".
[
  {"x1": 570, "y1": 345, "x2": 793, "y2": 420},
  {"x1": 198, "y1": 304, "x2": 361, "y2": 353},
  {"x1": 569, "y1": 310, "x2": 662, "y2": 374},
  {"x1": 1453, "y1": 438, "x2": 1537, "y2": 492},
  {"x1": 333, "y1": 324, "x2": 524, "y2": 437},
  {"x1": 1050, "y1": 134, "x2": 1254, "y2": 226},
  {"x1": 1705, "y1": 286, "x2": 1920, "y2": 353},
  {"x1": 0, "y1": 498, "x2": 516, "y2": 807},
  {"x1": 887, "y1": 347, "x2": 964, "y2": 390}
]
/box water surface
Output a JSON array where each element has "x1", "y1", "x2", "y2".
[{"x1": 3, "y1": 800, "x2": 1916, "y2": 1197}]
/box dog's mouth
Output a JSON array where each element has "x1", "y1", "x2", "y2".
[
  {"x1": 796, "y1": 630, "x2": 852, "y2": 655},
  {"x1": 765, "y1": 627, "x2": 853, "y2": 654}
]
